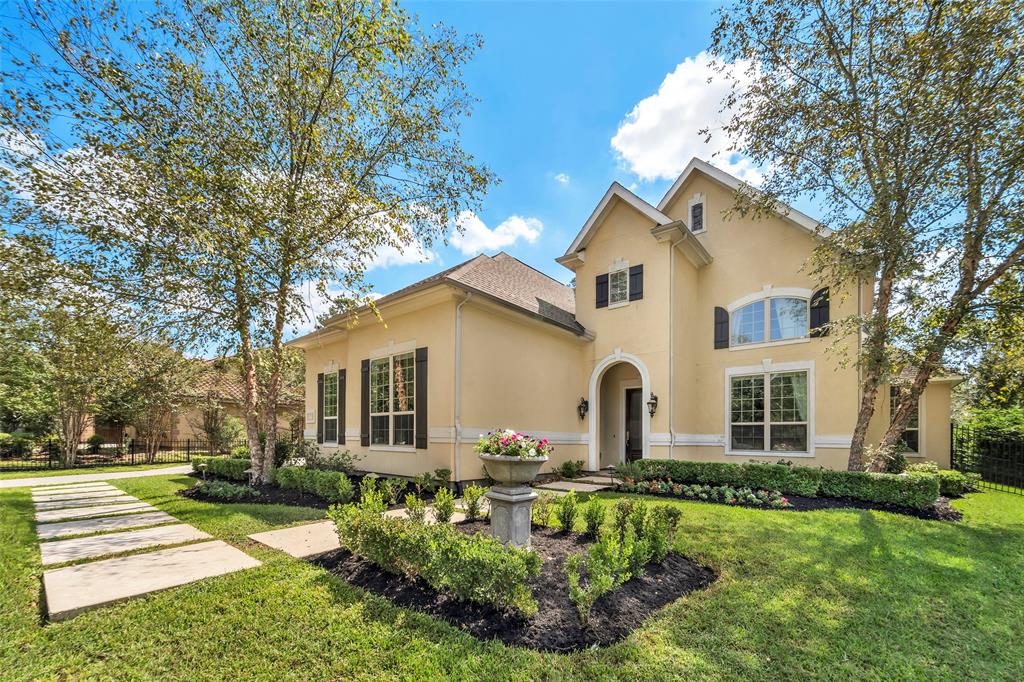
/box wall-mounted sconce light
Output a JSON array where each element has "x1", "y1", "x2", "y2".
[
  {"x1": 647, "y1": 393, "x2": 659, "y2": 417},
  {"x1": 577, "y1": 397, "x2": 589, "y2": 420}
]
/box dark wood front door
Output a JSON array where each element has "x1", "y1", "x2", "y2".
[{"x1": 625, "y1": 388, "x2": 642, "y2": 462}]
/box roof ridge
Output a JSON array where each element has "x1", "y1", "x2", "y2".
[{"x1": 492, "y1": 252, "x2": 572, "y2": 292}]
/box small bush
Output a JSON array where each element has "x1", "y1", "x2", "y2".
[
  {"x1": 532, "y1": 491, "x2": 556, "y2": 526},
  {"x1": 906, "y1": 461, "x2": 940, "y2": 474},
  {"x1": 274, "y1": 465, "x2": 354, "y2": 503},
  {"x1": 330, "y1": 505, "x2": 541, "y2": 614},
  {"x1": 359, "y1": 474, "x2": 379, "y2": 500},
  {"x1": 379, "y1": 478, "x2": 406, "y2": 506},
  {"x1": 413, "y1": 472, "x2": 435, "y2": 497},
  {"x1": 404, "y1": 493, "x2": 428, "y2": 524},
  {"x1": 555, "y1": 490, "x2": 580, "y2": 532},
  {"x1": 630, "y1": 459, "x2": 822, "y2": 497},
  {"x1": 619, "y1": 480, "x2": 792, "y2": 508},
  {"x1": 194, "y1": 480, "x2": 260, "y2": 501},
  {"x1": 936, "y1": 469, "x2": 970, "y2": 497},
  {"x1": 230, "y1": 445, "x2": 250, "y2": 459},
  {"x1": 306, "y1": 448, "x2": 363, "y2": 474},
  {"x1": 462, "y1": 484, "x2": 487, "y2": 521},
  {"x1": 192, "y1": 456, "x2": 250, "y2": 481},
  {"x1": 819, "y1": 470, "x2": 939, "y2": 509},
  {"x1": 566, "y1": 529, "x2": 632, "y2": 626},
  {"x1": 433, "y1": 486, "x2": 456, "y2": 524},
  {"x1": 86, "y1": 434, "x2": 105, "y2": 454},
  {"x1": 433, "y1": 468, "x2": 452, "y2": 489},
  {"x1": 612, "y1": 498, "x2": 635, "y2": 538},
  {"x1": 0, "y1": 432, "x2": 33, "y2": 458},
  {"x1": 583, "y1": 497, "x2": 605, "y2": 536},
  {"x1": 555, "y1": 459, "x2": 585, "y2": 479}
]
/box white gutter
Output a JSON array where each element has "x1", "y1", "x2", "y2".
[{"x1": 453, "y1": 291, "x2": 473, "y2": 483}]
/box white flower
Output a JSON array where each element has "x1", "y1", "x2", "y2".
[
  {"x1": 529, "y1": 448, "x2": 537, "y2": 457},
  {"x1": 503, "y1": 428, "x2": 516, "y2": 435}
]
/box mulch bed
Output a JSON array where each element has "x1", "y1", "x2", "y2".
[
  {"x1": 311, "y1": 521, "x2": 717, "y2": 653},
  {"x1": 180, "y1": 478, "x2": 332, "y2": 509}
]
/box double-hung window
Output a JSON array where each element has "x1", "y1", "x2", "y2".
[
  {"x1": 889, "y1": 386, "x2": 920, "y2": 453},
  {"x1": 369, "y1": 352, "x2": 415, "y2": 447},
  {"x1": 609, "y1": 268, "x2": 628, "y2": 306},
  {"x1": 323, "y1": 373, "x2": 338, "y2": 443},
  {"x1": 730, "y1": 370, "x2": 809, "y2": 453},
  {"x1": 730, "y1": 297, "x2": 809, "y2": 346}
]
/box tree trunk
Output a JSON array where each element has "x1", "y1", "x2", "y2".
[
  {"x1": 848, "y1": 272, "x2": 895, "y2": 470},
  {"x1": 232, "y1": 268, "x2": 264, "y2": 485}
]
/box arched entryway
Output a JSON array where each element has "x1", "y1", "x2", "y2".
[{"x1": 587, "y1": 350, "x2": 651, "y2": 471}]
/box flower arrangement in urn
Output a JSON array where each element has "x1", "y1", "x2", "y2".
[{"x1": 474, "y1": 429, "x2": 554, "y2": 459}]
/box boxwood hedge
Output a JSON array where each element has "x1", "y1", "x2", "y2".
[
  {"x1": 276, "y1": 465, "x2": 354, "y2": 503},
  {"x1": 191, "y1": 456, "x2": 249, "y2": 481},
  {"x1": 628, "y1": 459, "x2": 940, "y2": 509}
]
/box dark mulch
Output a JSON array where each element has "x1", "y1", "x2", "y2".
[
  {"x1": 311, "y1": 521, "x2": 716, "y2": 653},
  {"x1": 618, "y1": 486, "x2": 963, "y2": 522}
]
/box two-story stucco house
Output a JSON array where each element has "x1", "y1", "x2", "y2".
[{"x1": 289, "y1": 158, "x2": 959, "y2": 483}]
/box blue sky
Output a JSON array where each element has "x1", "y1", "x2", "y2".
[{"x1": 357, "y1": 1, "x2": 740, "y2": 299}]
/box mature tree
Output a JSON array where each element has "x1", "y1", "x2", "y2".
[
  {"x1": 1, "y1": 0, "x2": 493, "y2": 482},
  {"x1": 965, "y1": 271, "x2": 1024, "y2": 406},
  {"x1": 102, "y1": 342, "x2": 197, "y2": 463},
  {"x1": 711, "y1": 0, "x2": 1024, "y2": 469}
]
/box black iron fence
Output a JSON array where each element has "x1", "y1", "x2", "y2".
[
  {"x1": 951, "y1": 425, "x2": 1024, "y2": 495},
  {"x1": 0, "y1": 438, "x2": 244, "y2": 472}
]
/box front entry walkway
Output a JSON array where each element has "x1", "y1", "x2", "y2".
[
  {"x1": 1, "y1": 464, "x2": 192, "y2": 489},
  {"x1": 31, "y1": 480, "x2": 260, "y2": 621}
]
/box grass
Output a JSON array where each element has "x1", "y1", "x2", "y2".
[
  {"x1": 0, "y1": 462, "x2": 190, "y2": 480},
  {"x1": 2, "y1": 476, "x2": 1023, "y2": 680}
]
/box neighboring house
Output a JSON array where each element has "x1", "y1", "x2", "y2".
[
  {"x1": 289, "y1": 158, "x2": 960, "y2": 482},
  {"x1": 84, "y1": 360, "x2": 305, "y2": 444}
]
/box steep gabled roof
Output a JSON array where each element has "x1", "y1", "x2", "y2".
[
  {"x1": 562, "y1": 182, "x2": 673, "y2": 257},
  {"x1": 657, "y1": 158, "x2": 832, "y2": 237}
]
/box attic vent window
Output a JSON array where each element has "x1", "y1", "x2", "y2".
[{"x1": 690, "y1": 202, "x2": 704, "y2": 232}]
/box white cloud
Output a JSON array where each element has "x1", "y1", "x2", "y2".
[
  {"x1": 450, "y1": 211, "x2": 542, "y2": 255},
  {"x1": 364, "y1": 240, "x2": 436, "y2": 271},
  {"x1": 610, "y1": 51, "x2": 761, "y2": 185},
  {"x1": 554, "y1": 172, "x2": 570, "y2": 186}
]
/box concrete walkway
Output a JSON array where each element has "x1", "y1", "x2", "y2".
[
  {"x1": 0, "y1": 464, "x2": 192, "y2": 489},
  {"x1": 28, "y1": 480, "x2": 259, "y2": 621}
]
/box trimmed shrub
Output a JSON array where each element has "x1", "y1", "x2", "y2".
[
  {"x1": 629, "y1": 459, "x2": 822, "y2": 497},
  {"x1": 936, "y1": 469, "x2": 970, "y2": 497},
  {"x1": 379, "y1": 478, "x2": 406, "y2": 506},
  {"x1": 404, "y1": 493, "x2": 428, "y2": 524},
  {"x1": 433, "y1": 486, "x2": 456, "y2": 524},
  {"x1": 555, "y1": 490, "x2": 580, "y2": 532},
  {"x1": 306, "y1": 448, "x2": 362, "y2": 474},
  {"x1": 906, "y1": 461, "x2": 939, "y2": 474},
  {"x1": 620, "y1": 480, "x2": 792, "y2": 508},
  {"x1": 554, "y1": 459, "x2": 585, "y2": 479},
  {"x1": 583, "y1": 497, "x2": 605, "y2": 536},
  {"x1": 462, "y1": 484, "x2": 486, "y2": 521},
  {"x1": 275, "y1": 465, "x2": 354, "y2": 503},
  {"x1": 819, "y1": 470, "x2": 939, "y2": 509},
  {"x1": 532, "y1": 491, "x2": 556, "y2": 526},
  {"x1": 566, "y1": 528, "x2": 633, "y2": 626},
  {"x1": 329, "y1": 505, "x2": 541, "y2": 614},
  {"x1": 192, "y1": 456, "x2": 249, "y2": 481},
  {"x1": 230, "y1": 445, "x2": 250, "y2": 459},
  {"x1": 193, "y1": 480, "x2": 260, "y2": 501}
]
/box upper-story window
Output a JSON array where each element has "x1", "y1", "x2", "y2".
[
  {"x1": 690, "y1": 202, "x2": 704, "y2": 232},
  {"x1": 609, "y1": 268, "x2": 628, "y2": 305},
  {"x1": 730, "y1": 297, "x2": 809, "y2": 346}
]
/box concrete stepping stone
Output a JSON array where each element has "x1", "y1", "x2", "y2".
[
  {"x1": 248, "y1": 521, "x2": 340, "y2": 559},
  {"x1": 33, "y1": 488, "x2": 125, "y2": 503},
  {"x1": 32, "y1": 483, "x2": 117, "y2": 495},
  {"x1": 36, "y1": 502, "x2": 155, "y2": 523},
  {"x1": 535, "y1": 480, "x2": 611, "y2": 493},
  {"x1": 43, "y1": 540, "x2": 261, "y2": 621},
  {"x1": 34, "y1": 495, "x2": 139, "y2": 511},
  {"x1": 1, "y1": 464, "x2": 192, "y2": 490},
  {"x1": 37, "y1": 511, "x2": 176, "y2": 540},
  {"x1": 573, "y1": 475, "x2": 622, "y2": 486},
  {"x1": 40, "y1": 523, "x2": 212, "y2": 565}
]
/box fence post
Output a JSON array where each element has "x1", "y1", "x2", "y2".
[
  {"x1": 186, "y1": 439, "x2": 191, "y2": 462},
  {"x1": 130, "y1": 438, "x2": 136, "y2": 465},
  {"x1": 47, "y1": 440, "x2": 55, "y2": 469}
]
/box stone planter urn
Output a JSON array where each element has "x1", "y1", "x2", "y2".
[{"x1": 480, "y1": 453, "x2": 548, "y2": 548}]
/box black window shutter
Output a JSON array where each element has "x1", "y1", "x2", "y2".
[
  {"x1": 628, "y1": 265, "x2": 644, "y2": 301},
  {"x1": 360, "y1": 359, "x2": 370, "y2": 446},
  {"x1": 337, "y1": 369, "x2": 346, "y2": 445},
  {"x1": 596, "y1": 273, "x2": 609, "y2": 308},
  {"x1": 809, "y1": 287, "x2": 830, "y2": 337},
  {"x1": 714, "y1": 307, "x2": 730, "y2": 349},
  {"x1": 691, "y1": 203, "x2": 704, "y2": 232},
  {"x1": 415, "y1": 347, "x2": 428, "y2": 449},
  {"x1": 316, "y1": 373, "x2": 324, "y2": 444}
]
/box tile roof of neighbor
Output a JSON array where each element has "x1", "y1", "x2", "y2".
[
  {"x1": 310, "y1": 252, "x2": 585, "y2": 337},
  {"x1": 184, "y1": 362, "x2": 304, "y2": 406}
]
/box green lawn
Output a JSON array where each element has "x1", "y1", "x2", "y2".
[
  {"x1": 0, "y1": 462, "x2": 189, "y2": 480},
  {"x1": 2, "y1": 475, "x2": 1023, "y2": 680}
]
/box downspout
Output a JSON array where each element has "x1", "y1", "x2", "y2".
[{"x1": 453, "y1": 291, "x2": 473, "y2": 486}]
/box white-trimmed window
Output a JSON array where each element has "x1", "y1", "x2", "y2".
[
  {"x1": 609, "y1": 268, "x2": 628, "y2": 305},
  {"x1": 730, "y1": 297, "x2": 809, "y2": 346},
  {"x1": 730, "y1": 370, "x2": 809, "y2": 453},
  {"x1": 690, "y1": 202, "x2": 704, "y2": 232},
  {"x1": 369, "y1": 352, "x2": 415, "y2": 447},
  {"x1": 890, "y1": 386, "x2": 920, "y2": 453},
  {"x1": 323, "y1": 373, "x2": 338, "y2": 443}
]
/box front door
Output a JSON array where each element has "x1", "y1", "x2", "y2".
[{"x1": 625, "y1": 388, "x2": 642, "y2": 462}]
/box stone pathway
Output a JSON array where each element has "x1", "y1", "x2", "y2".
[
  {"x1": 0, "y1": 464, "x2": 192, "y2": 489},
  {"x1": 28, "y1": 480, "x2": 260, "y2": 621},
  {"x1": 534, "y1": 479, "x2": 614, "y2": 493}
]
